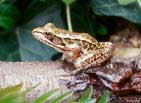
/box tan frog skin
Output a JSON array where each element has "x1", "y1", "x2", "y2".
[{"x1": 32, "y1": 23, "x2": 113, "y2": 72}]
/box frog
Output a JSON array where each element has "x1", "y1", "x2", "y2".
[{"x1": 32, "y1": 23, "x2": 113, "y2": 73}]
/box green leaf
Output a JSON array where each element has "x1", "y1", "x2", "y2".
[
  {"x1": 0, "y1": 16, "x2": 14, "y2": 31},
  {"x1": 79, "y1": 86, "x2": 93, "y2": 101},
  {"x1": 0, "y1": 92, "x2": 28, "y2": 103},
  {"x1": 80, "y1": 99, "x2": 96, "y2": 103},
  {"x1": 0, "y1": 3, "x2": 19, "y2": 18},
  {"x1": 90, "y1": 0, "x2": 141, "y2": 23},
  {"x1": 66, "y1": 98, "x2": 77, "y2": 103},
  {"x1": 0, "y1": 0, "x2": 17, "y2": 4},
  {"x1": 71, "y1": 4, "x2": 95, "y2": 35},
  {"x1": 16, "y1": 5, "x2": 64, "y2": 61},
  {"x1": 0, "y1": 32, "x2": 20, "y2": 61},
  {"x1": 79, "y1": 86, "x2": 93, "y2": 102},
  {"x1": 70, "y1": 3, "x2": 107, "y2": 37},
  {"x1": 92, "y1": 23, "x2": 107, "y2": 36},
  {"x1": 50, "y1": 91, "x2": 73, "y2": 103},
  {"x1": 34, "y1": 89, "x2": 60, "y2": 103},
  {"x1": 0, "y1": 0, "x2": 6, "y2": 4},
  {"x1": 98, "y1": 90, "x2": 110, "y2": 103},
  {"x1": 22, "y1": 84, "x2": 40, "y2": 96},
  {"x1": 0, "y1": 3, "x2": 19, "y2": 31},
  {"x1": 137, "y1": 0, "x2": 141, "y2": 7},
  {"x1": 62, "y1": 0, "x2": 76, "y2": 5},
  {"x1": 24, "y1": 0, "x2": 61, "y2": 22},
  {"x1": 0, "y1": 83, "x2": 37, "y2": 103},
  {"x1": 0, "y1": 83, "x2": 23, "y2": 97},
  {"x1": 117, "y1": 0, "x2": 136, "y2": 5},
  {"x1": 0, "y1": 90, "x2": 27, "y2": 103}
]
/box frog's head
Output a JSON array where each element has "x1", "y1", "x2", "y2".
[{"x1": 32, "y1": 23, "x2": 65, "y2": 50}]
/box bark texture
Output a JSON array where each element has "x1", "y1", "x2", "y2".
[
  {"x1": 0, "y1": 61, "x2": 73, "y2": 100},
  {"x1": 0, "y1": 48, "x2": 141, "y2": 101}
]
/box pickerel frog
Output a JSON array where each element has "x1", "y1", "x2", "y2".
[{"x1": 32, "y1": 23, "x2": 113, "y2": 72}]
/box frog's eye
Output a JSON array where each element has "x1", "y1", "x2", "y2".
[
  {"x1": 45, "y1": 32, "x2": 52, "y2": 36},
  {"x1": 45, "y1": 32, "x2": 53, "y2": 40},
  {"x1": 44, "y1": 23, "x2": 55, "y2": 29}
]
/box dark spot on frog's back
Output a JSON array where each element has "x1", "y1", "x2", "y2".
[
  {"x1": 81, "y1": 40, "x2": 86, "y2": 45},
  {"x1": 65, "y1": 38, "x2": 72, "y2": 43}
]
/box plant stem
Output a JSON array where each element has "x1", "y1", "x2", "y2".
[
  {"x1": 137, "y1": 0, "x2": 141, "y2": 8},
  {"x1": 66, "y1": 5, "x2": 73, "y2": 32}
]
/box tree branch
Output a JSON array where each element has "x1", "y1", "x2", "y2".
[{"x1": 0, "y1": 47, "x2": 141, "y2": 101}]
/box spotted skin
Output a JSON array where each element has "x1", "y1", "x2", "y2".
[{"x1": 32, "y1": 23, "x2": 113, "y2": 73}]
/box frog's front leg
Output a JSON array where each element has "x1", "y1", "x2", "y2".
[{"x1": 62, "y1": 48, "x2": 81, "y2": 63}]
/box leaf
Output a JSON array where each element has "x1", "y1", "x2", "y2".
[
  {"x1": 79, "y1": 86, "x2": 93, "y2": 102},
  {"x1": 50, "y1": 91, "x2": 73, "y2": 103},
  {"x1": 137, "y1": 0, "x2": 141, "y2": 8},
  {"x1": 0, "y1": 3, "x2": 19, "y2": 31},
  {"x1": 16, "y1": 5, "x2": 64, "y2": 61},
  {"x1": 0, "y1": 0, "x2": 17, "y2": 4},
  {"x1": 0, "y1": 3, "x2": 19, "y2": 18},
  {"x1": 92, "y1": 23, "x2": 108, "y2": 36},
  {"x1": 90, "y1": 0, "x2": 141, "y2": 23},
  {"x1": 0, "y1": 91, "x2": 29, "y2": 103},
  {"x1": 0, "y1": 83, "x2": 37, "y2": 103},
  {"x1": 0, "y1": 16, "x2": 14, "y2": 31},
  {"x1": 98, "y1": 90, "x2": 110, "y2": 103},
  {"x1": 22, "y1": 83, "x2": 40, "y2": 97},
  {"x1": 117, "y1": 0, "x2": 136, "y2": 5},
  {"x1": 0, "y1": 92, "x2": 28, "y2": 103},
  {"x1": 80, "y1": 99, "x2": 96, "y2": 103},
  {"x1": 0, "y1": 85, "x2": 28, "y2": 103},
  {"x1": 70, "y1": 3, "x2": 107, "y2": 37},
  {"x1": 0, "y1": 0, "x2": 6, "y2": 4},
  {"x1": 66, "y1": 98, "x2": 77, "y2": 103},
  {"x1": 34, "y1": 89, "x2": 60, "y2": 103},
  {"x1": 0, "y1": 83, "x2": 23, "y2": 97},
  {"x1": 24, "y1": 0, "x2": 61, "y2": 22},
  {"x1": 0, "y1": 32, "x2": 20, "y2": 61},
  {"x1": 62, "y1": 0, "x2": 76, "y2": 5}
]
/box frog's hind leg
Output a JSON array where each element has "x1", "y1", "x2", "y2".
[
  {"x1": 73, "y1": 49, "x2": 112, "y2": 73},
  {"x1": 73, "y1": 52, "x2": 99, "y2": 73}
]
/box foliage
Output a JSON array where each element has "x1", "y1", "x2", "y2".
[
  {"x1": 0, "y1": 84, "x2": 110, "y2": 103},
  {"x1": 0, "y1": 0, "x2": 19, "y2": 31},
  {"x1": 91, "y1": 0, "x2": 141, "y2": 23},
  {"x1": 78, "y1": 86, "x2": 96, "y2": 103},
  {"x1": 98, "y1": 90, "x2": 110, "y2": 103},
  {"x1": 117, "y1": 0, "x2": 136, "y2": 5},
  {"x1": 0, "y1": 83, "x2": 28, "y2": 103},
  {"x1": 62, "y1": 0, "x2": 76, "y2": 5},
  {"x1": 0, "y1": 0, "x2": 141, "y2": 61}
]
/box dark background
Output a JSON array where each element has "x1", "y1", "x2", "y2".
[{"x1": 0, "y1": 0, "x2": 141, "y2": 61}]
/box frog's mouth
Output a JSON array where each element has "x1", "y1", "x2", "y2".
[
  {"x1": 32, "y1": 28, "x2": 66, "y2": 52},
  {"x1": 32, "y1": 27, "x2": 53, "y2": 45},
  {"x1": 32, "y1": 32, "x2": 52, "y2": 46}
]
